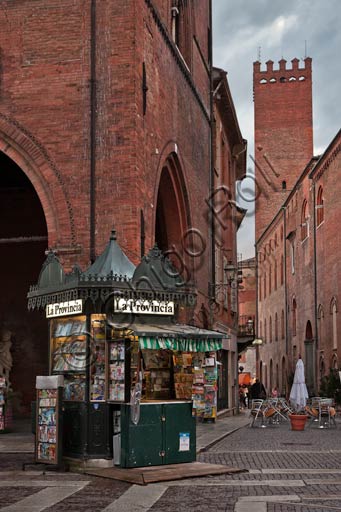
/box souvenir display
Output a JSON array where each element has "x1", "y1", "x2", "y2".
[
  {"x1": 108, "y1": 340, "x2": 126, "y2": 402},
  {"x1": 50, "y1": 316, "x2": 86, "y2": 401},
  {"x1": 143, "y1": 350, "x2": 171, "y2": 400},
  {"x1": 36, "y1": 388, "x2": 59, "y2": 464},
  {"x1": 173, "y1": 352, "x2": 193, "y2": 400},
  {"x1": 192, "y1": 353, "x2": 218, "y2": 420},
  {"x1": 90, "y1": 315, "x2": 106, "y2": 401}
]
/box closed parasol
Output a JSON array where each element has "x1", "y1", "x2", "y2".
[{"x1": 289, "y1": 356, "x2": 309, "y2": 410}]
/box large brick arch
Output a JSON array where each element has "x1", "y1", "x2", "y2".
[
  {"x1": 154, "y1": 140, "x2": 192, "y2": 236},
  {"x1": 154, "y1": 141, "x2": 193, "y2": 282},
  {"x1": 0, "y1": 114, "x2": 75, "y2": 247}
]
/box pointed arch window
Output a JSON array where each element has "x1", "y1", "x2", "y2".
[
  {"x1": 274, "y1": 259, "x2": 277, "y2": 290},
  {"x1": 269, "y1": 315, "x2": 272, "y2": 343},
  {"x1": 280, "y1": 255, "x2": 284, "y2": 285},
  {"x1": 275, "y1": 312, "x2": 278, "y2": 341},
  {"x1": 301, "y1": 199, "x2": 308, "y2": 241},
  {"x1": 281, "y1": 309, "x2": 285, "y2": 339},
  {"x1": 316, "y1": 186, "x2": 324, "y2": 226},
  {"x1": 331, "y1": 298, "x2": 338, "y2": 350}
]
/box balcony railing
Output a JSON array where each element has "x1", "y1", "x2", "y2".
[{"x1": 238, "y1": 315, "x2": 255, "y2": 337}]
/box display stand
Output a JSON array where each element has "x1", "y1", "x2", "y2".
[
  {"x1": 24, "y1": 375, "x2": 65, "y2": 471},
  {"x1": 0, "y1": 377, "x2": 6, "y2": 432},
  {"x1": 192, "y1": 353, "x2": 218, "y2": 422}
]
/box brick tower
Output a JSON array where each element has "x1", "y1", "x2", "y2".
[{"x1": 254, "y1": 58, "x2": 313, "y2": 240}]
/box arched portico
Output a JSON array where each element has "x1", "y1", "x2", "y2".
[{"x1": 154, "y1": 149, "x2": 192, "y2": 282}]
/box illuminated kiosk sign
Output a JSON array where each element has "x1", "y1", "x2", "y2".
[
  {"x1": 46, "y1": 300, "x2": 83, "y2": 319},
  {"x1": 114, "y1": 298, "x2": 174, "y2": 315}
]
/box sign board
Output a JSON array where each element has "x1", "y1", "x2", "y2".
[
  {"x1": 179, "y1": 432, "x2": 190, "y2": 452},
  {"x1": 114, "y1": 298, "x2": 174, "y2": 315},
  {"x1": 46, "y1": 300, "x2": 83, "y2": 318}
]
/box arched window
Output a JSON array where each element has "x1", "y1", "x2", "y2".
[
  {"x1": 282, "y1": 180, "x2": 287, "y2": 190},
  {"x1": 269, "y1": 316, "x2": 272, "y2": 343},
  {"x1": 317, "y1": 304, "x2": 324, "y2": 351},
  {"x1": 317, "y1": 186, "x2": 324, "y2": 226},
  {"x1": 259, "y1": 320, "x2": 263, "y2": 339},
  {"x1": 331, "y1": 298, "x2": 338, "y2": 350},
  {"x1": 292, "y1": 298, "x2": 297, "y2": 336},
  {"x1": 301, "y1": 199, "x2": 308, "y2": 240},
  {"x1": 269, "y1": 264, "x2": 272, "y2": 295},
  {"x1": 281, "y1": 309, "x2": 285, "y2": 339},
  {"x1": 274, "y1": 259, "x2": 277, "y2": 290},
  {"x1": 171, "y1": 1, "x2": 192, "y2": 67},
  {"x1": 275, "y1": 312, "x2": 278, "y2": 341},
  {"x1": 280, "y1": 255, "x2": 284, "y2": 285}
]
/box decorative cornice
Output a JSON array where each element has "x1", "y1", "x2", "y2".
[
  {"x1": 312, "y1": 142, "x2": 341, "y2": 183},
  {"x1": 144, "y1": 0, "x2": 210, "y2": 123}
]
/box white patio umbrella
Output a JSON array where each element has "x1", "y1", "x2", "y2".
[{"x1": 289, "y1": 357, "x2": 309, "y2": 410}]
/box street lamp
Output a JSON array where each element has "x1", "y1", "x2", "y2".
[{"x1": 252, "y1": 337, "x2": 263, "y2": 380}]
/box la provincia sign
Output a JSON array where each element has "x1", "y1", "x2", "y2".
[
  {"x1": 46, "y1": 300, "x2": 83, "y2": 318},
  {"x1": 114, "y1": 298, "x2": 174, "y2": 315}
]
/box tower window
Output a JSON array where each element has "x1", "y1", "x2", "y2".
[{"x1": 282, "y1": 180, "x2": 287, "y2": 190}]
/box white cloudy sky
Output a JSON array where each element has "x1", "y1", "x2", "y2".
[{"x1": 212, "y1": 0, "x2": 341, "y2": 259}]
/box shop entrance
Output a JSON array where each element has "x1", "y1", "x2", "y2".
[{"x1": 0, "y1": 151, "x2": 48, "y2": 424}]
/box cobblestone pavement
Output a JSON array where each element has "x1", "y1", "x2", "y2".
[{"x1": 2, "y1": 417, "x2": 341, "y2": 511}]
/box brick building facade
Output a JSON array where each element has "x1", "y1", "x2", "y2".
[
  {"x1": 254, "y1": 57, "x2": 341, "y2": 394},
  {"x1": 0, "y1": 1, "x2": 245, "y2": 413}
]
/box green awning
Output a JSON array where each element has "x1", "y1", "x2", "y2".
[{"x1": 139, "y1": 336, "x2": 222, "y2": 352}]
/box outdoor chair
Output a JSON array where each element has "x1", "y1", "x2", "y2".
[
  {"x1": 264, "y1": 398, "x2": 285, "y2": 424},
  {"x1": 318, "y1": 398, "x2": 336, "y2": 428},
  {"x1": 249, "y1": 399, "x2": 266, "y2": 427}
]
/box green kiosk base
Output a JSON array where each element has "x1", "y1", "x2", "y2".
[{"x1": 119, "y1": 401, "x2": 196, "y2": 468}]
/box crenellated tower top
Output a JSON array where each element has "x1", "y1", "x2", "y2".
[{"x1": 253, "y1": 57, "x2": 312, "y2": 85}]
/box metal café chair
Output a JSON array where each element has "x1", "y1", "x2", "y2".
[
  {"x1": 318, "y1": 398, "x2": 336, "y2": 428},
  {"x1": 266, "y1": 398, "x2": 288, "y2": 424},
  {"x1": 249, "y1": 399, "x2": 266, "y2": 428}
]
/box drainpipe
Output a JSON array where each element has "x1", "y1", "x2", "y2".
[
  {"x1": 255, "y1": 241, "x2": 259, "y2": 378},
  {"x1": 208, "y1": 0, "x2": 215, "y2": 327},
  {"x1": 90, "y1": 0, "x2": 97, "y2": 263},
  {"x1": 283, "y1": 207, "x2": 288, "y2": 357},
  {"x1": 311, "y1": 179, "x2": 318, "y2": 393}
]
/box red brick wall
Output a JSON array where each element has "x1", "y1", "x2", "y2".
[
  {"x1": 254, "y1": 58, "x2": 313, "y2": 241},
  {"x1": 0, "y1": 1, "x2": 214, "y2": 410},
  {"x1": 314, "y1": 137, "x2": 341, "y2": 375}
]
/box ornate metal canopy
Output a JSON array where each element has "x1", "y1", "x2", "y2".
[{"x1": 27, "y1": 231, "x2": 196, "y2": 311}]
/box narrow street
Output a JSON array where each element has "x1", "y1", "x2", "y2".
[{"x1": 1, "y1": 414, "x2": 341, "y2": 511}]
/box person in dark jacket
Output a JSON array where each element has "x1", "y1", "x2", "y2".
[{"x1": 250, "y1": 379, "x2": 266, "y2": 400}]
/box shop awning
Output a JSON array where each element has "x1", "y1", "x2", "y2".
[
  {"x1": 127, "y1": 322, "x2": 224, "y2": 352},
  {"x1": 139, "y1": 336, "x2": 223, "y2": 352}
]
